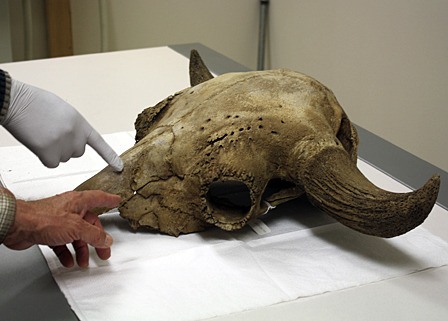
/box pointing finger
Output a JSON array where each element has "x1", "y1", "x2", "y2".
[
  {"x1": 68, "y1": 190, "x2": 122, "y2": 214},
  {"x1": 87, "y1": 129, "x2": 124, "y2": 172}
]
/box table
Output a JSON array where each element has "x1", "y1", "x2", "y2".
[{"x1": 1, "y1": 43, "x2": 447, "y2": 321}]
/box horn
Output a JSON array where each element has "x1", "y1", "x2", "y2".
[
  {"x1": 75, "y1": 158, "x2": 134, "y2": 208},
  {"x1": 300, "y1": 146, "x2": 440, "y2": 238},
  {"x1": 189, "y1": 49, "x2": 214, "y2": 86}
]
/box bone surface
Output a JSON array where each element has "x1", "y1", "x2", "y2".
[{"x1": 76, "y1": 50, "x2": 440, "y2": 237}]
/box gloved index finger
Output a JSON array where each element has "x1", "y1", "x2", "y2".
[{"x1": 87, "y1": 129, "x2": 124, "y2": 172}]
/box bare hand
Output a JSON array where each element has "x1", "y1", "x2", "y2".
[{"x1": 3, "y1": 190, "x2": 121, "y2": 268}]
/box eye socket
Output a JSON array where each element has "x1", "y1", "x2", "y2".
[
  {"x1": 262, "y1": 178, "x2": 296, "y2": 199},
  {"x1": 206, "y1": 180, "x2": 252, "y2": 223}
]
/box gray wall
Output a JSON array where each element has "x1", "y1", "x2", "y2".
[{"x1": 268, "y1": 0, "x2": 448, "y2": 173}]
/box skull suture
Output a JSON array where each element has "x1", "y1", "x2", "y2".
[{"x1": 76, "y1": 50, "x2": 440, "y2": 237}]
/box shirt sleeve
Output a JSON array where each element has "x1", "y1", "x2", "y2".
[
  {"x1": 0, "y1": 69, "x2": 12, "y2": 124},
  {"x1": 0, "y1": 70, "x2": 16, "y2": 243},
  {"x1": 0, "y1": 187, "x2": 16, "y2": 244}
]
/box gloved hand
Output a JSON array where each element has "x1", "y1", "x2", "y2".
[{"x1": 2, "y1": 79, "x2": 123, "y2": 172}]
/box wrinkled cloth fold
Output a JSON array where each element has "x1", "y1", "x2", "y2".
[{"x1": 1, "y1": 132, "x2": 447, "y2": 321}]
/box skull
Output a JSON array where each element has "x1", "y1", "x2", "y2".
[{"x1": 76, "y1": 50, "x2": 440, "y2": 237}]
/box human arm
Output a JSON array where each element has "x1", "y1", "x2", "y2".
[
  {"x1": 1, "y1": 188, "x2": 121, "y2": 268},
  {"x1": 0, "y1": 69, "x2": 123, "y2": 171},
  {"x1": 0, "y1": 187, "x2": 16, "y2": 246}
]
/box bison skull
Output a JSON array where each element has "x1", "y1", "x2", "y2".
[{"x1": 76, "y1": 50, "x2": 440, "y2": 237}]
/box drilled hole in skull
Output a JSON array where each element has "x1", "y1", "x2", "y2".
[{"x1": 206, "y1": 180, "x2": 252, "y2": 222}]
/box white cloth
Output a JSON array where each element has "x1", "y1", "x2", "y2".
[{"x1": 1, "y1": 132, "x2": 448, "y2": 321}]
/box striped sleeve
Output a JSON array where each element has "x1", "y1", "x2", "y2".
[
  {"x1": 0, "y1": 188, "x2": 16, "y2": 244},
  {"x1": 0, "y1": 69, "x2": 12, "y2": 124}
]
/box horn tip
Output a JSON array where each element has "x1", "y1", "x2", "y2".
[
  {"x1": 379, "y1": 173, "x2": 441, "y2": 238},
  {"x1": 189, "y1": 49, "x2": 214, "y2": 86}
]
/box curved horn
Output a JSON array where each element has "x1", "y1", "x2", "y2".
[
  {"x1": 300, "y1": 146, "x2": 440, "y2": 238},
  {"x1": 189, "y1": 49, "x2": 214, "y2": 86}
]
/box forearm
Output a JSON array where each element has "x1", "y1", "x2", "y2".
[
  {"x1": 0, "y1": 70, "x2": 16, "y2": 243},
  {"x1": 0, "y1": 187, "x2": 17, "y2": 244},
  {"x1": 0, "y1": 69, "x2": 12, "y2": 124}
]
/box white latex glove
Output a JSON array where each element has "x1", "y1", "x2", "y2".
[{"x1": 2, "y1": 79, "x2": 123, "y2": 172}]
